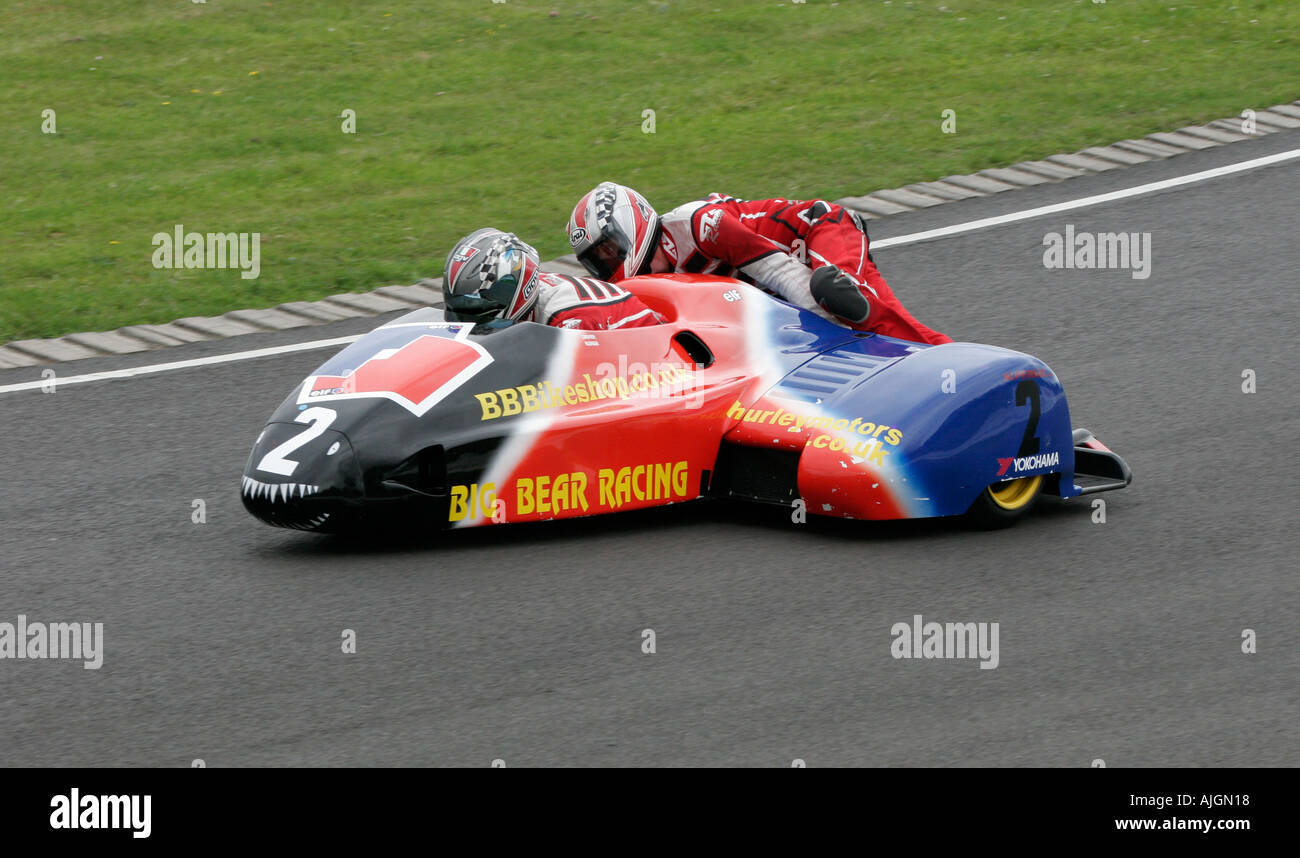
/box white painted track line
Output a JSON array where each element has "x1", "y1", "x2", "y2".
[
  {"x1": 0, "y1": 336, "x2": 361, "y2": 394},
  {"x1": 871, "y1": 148, "x2": 1300, "y2": 250}
]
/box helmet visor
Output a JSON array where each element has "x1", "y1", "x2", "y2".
[
  {"x1": 443, "y1": 290, "x2": 506, "y2": 323},
  {"x1": 577, "y1": 233, "x2": 629, "y2": 281},
  {"x1": 448, "y1": 267, "x2": 526, "y2": 319}
]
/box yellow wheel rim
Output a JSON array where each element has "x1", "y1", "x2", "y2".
[{"x1": 987, "y1": 475, "x2": 1042, "y2": 511}]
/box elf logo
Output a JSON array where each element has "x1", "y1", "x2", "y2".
[
  {"x1": 50, "y1": 789, "x2": 151, "y2": 838},
  {"x1": 997, "y1": 451, "x2": 1060, "y2": 476}
]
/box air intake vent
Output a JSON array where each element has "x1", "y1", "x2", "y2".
[
  {"x1": 672, "y1": 330, "x2": 715, "y2": 368},
  {"x1": 382, "y1": 445, "x2": 447, "y2": 497},
  {"x1": 710, "y1": 443, "x2": 801, "y2": 505},
  {"x1": 769, "y1": 350, "x2": 896, "y2": 402}
]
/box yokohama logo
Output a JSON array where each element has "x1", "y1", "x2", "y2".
[{"x1": 996, "y1": 451, "x2": 1060, "y2": 476}]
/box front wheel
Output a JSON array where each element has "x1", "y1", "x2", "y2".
[{"x1": 965, "y1": 475, "x2": 1043, "y2": 529}]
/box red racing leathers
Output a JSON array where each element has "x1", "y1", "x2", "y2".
[
  {"x1": 529, "y1": 272, "x2": 662, "y2": 331},
  {"x1": 652, "y1": 194, "x2": 950, "y2": 344}
]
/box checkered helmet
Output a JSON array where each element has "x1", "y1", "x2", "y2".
[
  {"x1": 568, "y1": 182, "x2": 659, "y2": 282},
  {"x1": 442, "y1": 228, "x2": 541, "y2": 324}
]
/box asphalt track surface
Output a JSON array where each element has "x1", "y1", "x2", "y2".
[{"x1": 2, "y1": 131, "x2": 1297, "y2": 767}]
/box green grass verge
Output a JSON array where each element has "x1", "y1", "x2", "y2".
[{"x1": 2, "y1": 0, "x2": 1297, "y2": 342}]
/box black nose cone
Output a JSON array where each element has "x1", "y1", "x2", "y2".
[{"x1": 241, "y1": 421, "x2": 362, "y2": 531}]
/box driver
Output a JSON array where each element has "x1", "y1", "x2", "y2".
[
  {"x1": 441, "y1": 228, "x2": 662, "y2": 330},
  {"x1": 567, "y1": 182, "x2": 951, "y2": 345}
]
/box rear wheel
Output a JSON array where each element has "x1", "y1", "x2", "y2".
[{"x1": 965, "y1": 475, "x2": 1043, "y2": 529}]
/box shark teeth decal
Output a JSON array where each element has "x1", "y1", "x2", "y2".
[
  {"x1": 241, "y1": 476, "x2": 321, "y2": 503},
  {"x1": 241, "y1": 477, "x2": 332, "y2": 531},
  {"x1": 280, "y1": 513, "x2": 331, "y2": 531}
]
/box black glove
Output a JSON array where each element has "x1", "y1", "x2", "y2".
[{"x1": 809, "y1": 265, "x2": 871, "y2": 324}]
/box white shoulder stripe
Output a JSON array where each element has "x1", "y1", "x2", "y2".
[{"x1": 608, "y1": 308, "x2": 657, "y2": 328}]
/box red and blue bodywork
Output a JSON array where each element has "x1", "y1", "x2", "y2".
[{"x1": 241, "y1": 274, "x2": 1130, "y2": 532}]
